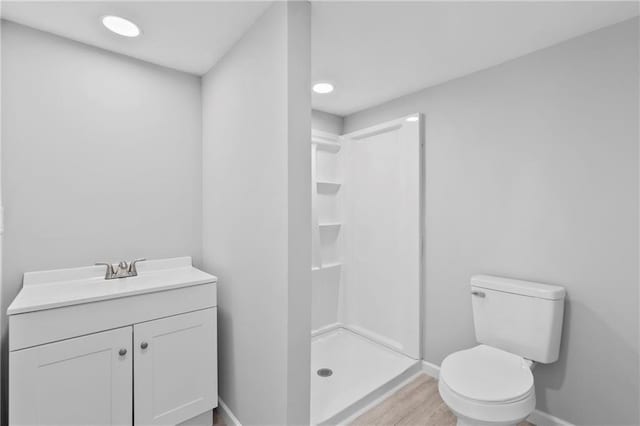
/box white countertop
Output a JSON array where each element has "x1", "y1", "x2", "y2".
[{"x1": 7, "y1": 257, "x2": 217, "y2": 315}]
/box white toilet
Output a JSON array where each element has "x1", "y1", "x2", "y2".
[{"x1": 438, "y1": 275, "x2": 565, "y2": 426}]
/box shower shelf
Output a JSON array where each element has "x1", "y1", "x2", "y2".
[
  {"x1": 317, "y1": 181, "x2": 341, "y2": 192},
  {"x1": 318, "y1": 222, "x2": 341, "y2": 230},
  {"x1": 312, "y1": 262, "x2": 342, "y2": 272},
  {"x1": 312, "y1": 137, "x2": 341, "y2": 153}
]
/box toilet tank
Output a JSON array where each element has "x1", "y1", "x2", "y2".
[{"x1": 471, "y1": 275, "x2": 565, "y2": 363}]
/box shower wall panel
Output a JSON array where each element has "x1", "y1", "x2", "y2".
[{"x1": 342, "y1": 117, "x2": 422, "y2": 359}]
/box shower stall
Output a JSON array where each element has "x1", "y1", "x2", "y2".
[{"x1": 310, "y1": 115, "x2": 423, "y2": 424}]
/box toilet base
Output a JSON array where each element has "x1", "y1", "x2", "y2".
[
  {"x1": 439, "y1": 379, "x2": 535, "y2": 426},
  {"x1": 455, "y1": 414, "x2": 521, "y2": 426}
]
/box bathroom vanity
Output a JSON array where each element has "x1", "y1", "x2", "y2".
[{"x1": 7, "y1": 257, "x2": 218, "y2": 426}]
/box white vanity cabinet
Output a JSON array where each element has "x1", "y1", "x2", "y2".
[
  {"x1": 134, "y1": 308, "x2": 218, "y2": 425},
  {"x1": 10, "y1": 326, "x2": 133, "y2": 426},
  {"x1": 7, "y1": 257, "x2": 218, "y2": 426}
]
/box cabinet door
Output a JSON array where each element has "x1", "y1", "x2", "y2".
[
  {"x1": 134, "y1": 308, "x2": 218, "y2": 425},
  {"x1": 10, "y1": 327, "x2": 132, "y2": 426}
]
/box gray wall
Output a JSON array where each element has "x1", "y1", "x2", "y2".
[
  {"x1": 1, "y1": 20, "x2": 202, "y2": 421},
  {"x1": 344, "y1": 18, "x2": 639, "y2": 425},
  {"x1": 202, "y1": 3, "x2": 311, "y2": 424},
  {"x1": 312, "y1": 109, "x2": 343, "y2": 134}
]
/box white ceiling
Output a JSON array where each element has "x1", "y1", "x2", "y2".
[
  {"x1": 311, "y1": 1, "x2": 639, "y2": 116},
  {"x1": 1, "y1": 1, "x2": 637, "y2": 115},
  {"x1": 0, "y1": 1, "x2": 271, "y2": 75}
]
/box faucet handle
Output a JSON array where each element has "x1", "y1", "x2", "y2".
[
  {"x1": 96, "y1": 259, "x2": 145, "y2": 279},
  {"x1": 129, "y1": 258, "x2": 147, "y2": 274},
  {"x1": 95, "y1": 262, "x2": 115, "y2": 279}
]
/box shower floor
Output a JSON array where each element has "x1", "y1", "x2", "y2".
[{"x1": 310, "y1": 327, "x2": 418, "y2": 424}]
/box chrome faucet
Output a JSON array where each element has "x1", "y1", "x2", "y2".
[{"x1": 95, "y1": 259, "x2": 146, "y2": 280}]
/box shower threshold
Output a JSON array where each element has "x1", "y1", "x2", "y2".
[{"x1": 310, "y1": 327, "x2": 420, "y2": 425}]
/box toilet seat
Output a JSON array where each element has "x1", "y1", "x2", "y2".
[
  {"x1": 440, "y1": 345, "x2": 534, "y2": 403},
  {"x1": 438, "y1": 345, "x2": 536, "y2": 424}
]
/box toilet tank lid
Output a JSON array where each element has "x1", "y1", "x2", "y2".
[{"x1": 471, "y1": 275, "x2": 565, "y2": 300}]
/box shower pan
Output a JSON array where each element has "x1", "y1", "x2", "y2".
[{"x1": 310, "y1": 115, "x2": 423, "y2": 424}]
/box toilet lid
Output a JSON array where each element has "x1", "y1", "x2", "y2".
[{"x1": 440, "y1": 345, "x2": 534, "y2": 403}]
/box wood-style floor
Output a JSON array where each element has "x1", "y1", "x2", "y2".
[
  {"x1": 213, "y1": 408, "x2": 225, "y2": 425},
  {"x1": 213, "y1": 373, "x2": 534, "y2": 425},
  {"x1": 350, "y1": 374, "x2": 533, "y2": 426}
]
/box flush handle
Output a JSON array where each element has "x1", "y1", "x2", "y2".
[{"x1": 471, "y1": 290, "x2": 486, "y2": 298}]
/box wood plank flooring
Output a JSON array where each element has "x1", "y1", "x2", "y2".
[
  {"x1": 213, "y1": 373, "x2": 534, "y2": 425},
  {"x1": 350, "y1": 374, "x2": 533, "y2": 426},
  {"x1": 213, "y1": 408, "x2": 225, "y2": 426}
]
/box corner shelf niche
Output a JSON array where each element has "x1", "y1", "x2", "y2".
[
  {"x1": 311, "y1": 129, "x2": 344, "y2": 333},
  {"x1": 318, "y1": 222, "x2": 341, "y2": 230},
  {"x1": 317, "y1": 181, "x2": 341, "y2": 193},
  {"x1": 313, "y1": 137, "x2": 341, "y2": 153},
  {"x1": 312, "y1": 262, "x2": 342, "y2": 272}
]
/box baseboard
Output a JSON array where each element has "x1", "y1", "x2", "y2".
[
  {"x1": 420, "y1": 360, "x2": 574, "y2": 426},
  {"x1": 218, "y1": 398, "x2": 242, "y2": 426},
  {"x1": 527, "y1": 409, "x2": 574, "y2": 426},
  {"x1": 421, "y1": 360, "x2": 440, "y2": 379}
]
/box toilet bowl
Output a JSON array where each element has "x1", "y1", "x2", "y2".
[
  {"x1": 439, "y1": 345, "x2": 536, "y2": 426},
  {"x1": 438, "y1": 275, "x2": 565, "y2": 426}
]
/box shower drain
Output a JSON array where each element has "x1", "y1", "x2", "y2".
[{"x1": 317, "y1": 368, "x2": 333, "y2": 377}]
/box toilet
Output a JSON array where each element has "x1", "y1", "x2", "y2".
[{"x1": 438, "y1": 275, "x2": 565, "y2": 426}]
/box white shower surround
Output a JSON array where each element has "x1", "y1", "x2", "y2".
[{"x1": 310, "y1": 115, "x2": 423, "y2": 423}]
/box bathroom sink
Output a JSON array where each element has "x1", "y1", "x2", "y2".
[{"x1": 7, "y1": 257, "x2": 217, "y2": 315}]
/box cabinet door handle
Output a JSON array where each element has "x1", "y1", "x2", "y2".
[
  {"x1": 140, "y1": 342, "x2": 149, "y2": 350},
  {"x1": 118, "y1": 348, "x2": 127, "y2": 356}
]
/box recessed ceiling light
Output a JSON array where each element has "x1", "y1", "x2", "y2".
[
  {"x1": 406, "y1": 116, "x2": 419, "y2": 122},
  {"x1": 313, "y1": 82, "x2": 334, "y2": 94},
  {"x1": 102, "y1": 15, "x2": 141, "y2": 38}
]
